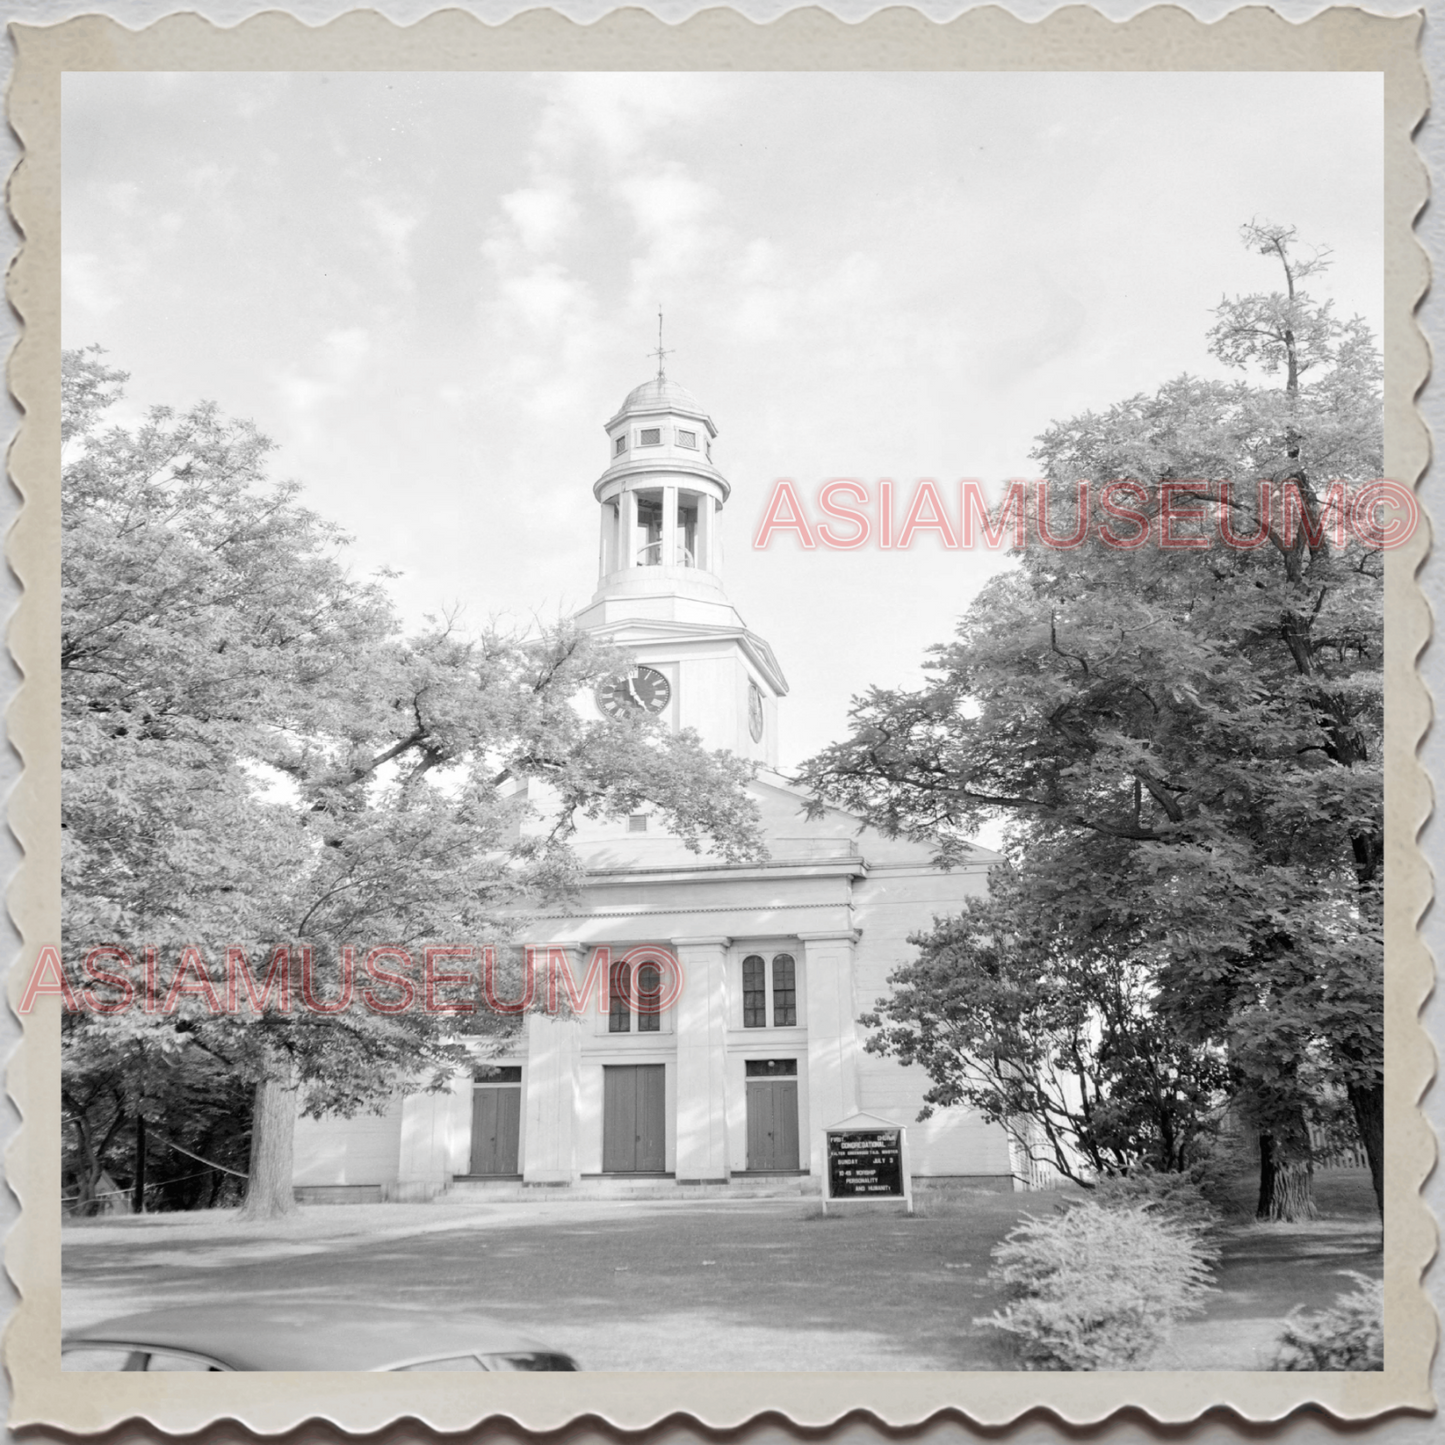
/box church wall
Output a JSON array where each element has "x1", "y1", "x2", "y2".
[
  {"x1": 293, "y1": 1097, "x2": 404, "y2": 1190},
  {"x1": 849, "y1": 861, "x2": 1012, "y2": 1180}
]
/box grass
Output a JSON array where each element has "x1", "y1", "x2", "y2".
[{"x1": 61, "y1": 1170, "x2": 1381, "y2": 1372}]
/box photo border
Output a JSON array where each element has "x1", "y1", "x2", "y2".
[{"x1": 5, "y1": 4, "x2": 1433, "y2": 1431}]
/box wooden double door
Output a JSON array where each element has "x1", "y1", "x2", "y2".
[
  {"x1": 469, "y1": 1084, "x2": 522, "y2": 1176},
  {"x1": 746, "y1": 1078, "x2": 800, "y2": 1171},
  {"x1": 603, "y1": 1064, "x2": 666, "y2": 1173}
]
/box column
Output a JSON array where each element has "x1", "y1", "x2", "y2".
[
  {"x1": 662, "y1": 484, "x2": 679, "y2": 570},
  {"x1": 697, "y1": 494, "x2": 714, "y2": 572},
  {"x1": 620, "y1": 489, "x2": 638, "y2": 570},
  {"x1": 521, "y1": 1005, "x2": 583, "y2": 1185},
  {"x1": 672, "y1": 935, "x2": 731, "y2": 1183},
  {"x1": 395, "y1": 1090, "x2": 450, "y2": 1201},
  {"x1": 801, "y1": 930, "x2": 862, "y2": 1177}
]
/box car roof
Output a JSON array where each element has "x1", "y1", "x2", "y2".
[{"x1": 65, "y1": 1300, "x2": 564, "y2": 1372}]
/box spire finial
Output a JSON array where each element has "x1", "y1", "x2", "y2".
[{"x1": 649, "y1": 307, "x2": 674, "y2": 381}]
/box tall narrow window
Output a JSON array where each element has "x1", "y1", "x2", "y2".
[
  {"x1": 615, "y1": 435, "x2": 627, "y2": 456},
  {"x1": 772, "y1": 954, "x2": 797, "y2": 1027},
  {"x1": 636, "y1": 962, "x2": 661, "y2": 1033},
  {"x1": 742, "y1": 955, "x2": 766, "y2": 1028},
  {"x1": 608, "y1": 962, "x2": 631, "y2": 1033}
]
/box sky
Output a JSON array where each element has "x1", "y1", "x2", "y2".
[{"x1": 62, "y1": 71, "x2": 1384, "y2": 774}]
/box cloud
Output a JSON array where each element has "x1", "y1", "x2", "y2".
[
  {"x1": 499, "y1": 179, "x2": 575, "y2": 254},
  {"x1": 273, "y1": 328, "x2": 372, "y2": 413},
  {"x1": 363, "y1": 196, "x2": 421, "y2": 275},
  {"x1": 63, "y1": 252, "x2": 123, "y2": 316}
]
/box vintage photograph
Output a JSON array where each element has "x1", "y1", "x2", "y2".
[{"x1": 47, "y1": 61, "x2": 1394, "y2": 1383}]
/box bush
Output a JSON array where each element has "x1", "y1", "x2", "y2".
[
  {"x1": 977, "y1": 1201, "x2": 1219, "y2": 1370},
  {"x1": 1089, "y1": 1169, "x2": 1221, "y2": 1234},
  {"x1": 1271, "y1": 1273, "x2": 1383, "y2": 1371}
]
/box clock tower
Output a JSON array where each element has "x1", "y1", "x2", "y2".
[{"x1": 574, "y1": 368, "x2": 786, "y2": 765}]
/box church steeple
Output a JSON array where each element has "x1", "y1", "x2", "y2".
[
  {"x1": 574, "y1": 356, "x2": 787, "y2": 764},
  {"x1": 587, "y1": 369, "x2": 731, "y2": 611}
]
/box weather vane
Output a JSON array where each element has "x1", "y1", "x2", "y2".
[{"x1": 650, "y1": 307, "x2": 674, "y2": 381}]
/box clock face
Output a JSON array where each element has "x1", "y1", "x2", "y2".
[
  {"x1": 748, "y1": 681, "x2": 765, "y2": 742},
  {"x1": 596, "y1": 666, "x2": 672, "y2": 719}
]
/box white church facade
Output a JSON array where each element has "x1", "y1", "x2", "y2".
[{"x1": 292, "y1": 371, "x2": 1015, "y2": 1201}]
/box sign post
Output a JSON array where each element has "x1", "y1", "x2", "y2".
[{"x1": 822, "y1": 1110, "x2": 912, "y2": 1215}]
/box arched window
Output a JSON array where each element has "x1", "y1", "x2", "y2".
[
  {"x1": 742, "y1": 955, "x2": 766, "y2": 1028},
  {"x1": 742, "y1": 952, "x2": 798, "y2": 1028},
  {"x1": 636, "y1": 962, "x2": 661, "y2": 1033},
  {"x1": 772, "y1": 953, "x2": 797, "y2": 1027},
  {"x1": 608, "y1": 962, "x2": 631, "y2": 1033}
]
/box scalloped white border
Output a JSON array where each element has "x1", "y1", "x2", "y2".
[{"x1": 3, "y1": 5, "x2": 1433, "y2": 1432}]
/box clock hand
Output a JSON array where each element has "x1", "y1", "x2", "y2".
[{"x1": 626, "y1": 676, "x2": 642, "y2": 704}]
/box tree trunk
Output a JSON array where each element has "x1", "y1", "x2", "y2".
[
  {"x1": 132, "y1": 1114, "x2": 147, "y2": 1214},
  {"x1": 239, "y1": 1047, "x2": 297, "y2": 1221},
  {"x1": 1347, "y1": 1079, "x2": 1385, "y2": 1219},
  {"x1": 1257, "y1": 1130, "x2": 1317, "y2": 1222},
  {"x1": 1256, "y1": 1131, "x2": 1276, "y2": 1218},
  {"x1": 68, "y1": 1114, "x2": 100, "y2": 1217}
]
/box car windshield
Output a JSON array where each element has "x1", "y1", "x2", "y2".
[
  {"x1": 481, "y1": 1353, "x2": 579, "y2": 1371},
  {"x1": 392, "y1": 1352, "x2": 577, "y2": 1372}
]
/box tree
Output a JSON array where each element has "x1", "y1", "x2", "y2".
[
  {"x1": 800, "y1": 224, "x2": 1384, "y2": 1219},
  {"x1": 861, "y1": 841, "x2": 1229, "y2": 1186},
  {"x1": 62, "y1": 349, "x2": 766, "y2": 1218}
]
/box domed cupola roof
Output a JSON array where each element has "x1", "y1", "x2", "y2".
[{"x1": 605, "y1": 375, "x2": 716, "y2": 435}]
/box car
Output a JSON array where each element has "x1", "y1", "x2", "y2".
[{"x1": 62, "y1": 1300, "x2": 581, "y2": 1372}]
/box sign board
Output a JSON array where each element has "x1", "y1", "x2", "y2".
[{"x1": 821, "y1": 1112, "x2": 912, "y2": 1213}]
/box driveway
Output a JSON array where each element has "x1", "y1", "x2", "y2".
[{"x1": 62, "y1": 1177, "x2": 1382, "y2": 1372}]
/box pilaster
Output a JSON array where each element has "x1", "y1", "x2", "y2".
[
  {"x1": 521, "y1": 946, "x2": 586, "y2": 1184},
  {"x1": 672, "y1": 934, "x2": 731, "y2": 1183},
  {"x1": 801, "y1": 929, "x2": 862, "y2": 1176}
]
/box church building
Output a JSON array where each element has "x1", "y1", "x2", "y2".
[{"x1": 292, "y1": 369, "x2": 1014, "y2": 1201}]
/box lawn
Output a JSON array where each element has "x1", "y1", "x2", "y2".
[{"x1": 61, "y1": 1170, "x2": 1381, "y2": 1371}]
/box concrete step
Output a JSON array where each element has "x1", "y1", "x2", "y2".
[{"x1": 442, "y1": 1175, "x2": 817, "y2": 1203}]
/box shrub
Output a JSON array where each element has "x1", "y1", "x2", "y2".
[
  {"x1": 977, "y1": 1201, "x2": 1219, "y2": 1370},
  {"x1": 1271, "y1": 1273, "x2": 1383, "y2": 1371},
  {"x1": 1089, "y1": 1169, "x2": 1221, "y2": 1234}
]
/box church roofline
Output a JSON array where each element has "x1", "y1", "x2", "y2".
[
  {"x1": 603, "y1": 396, "x2": 717, "y2": 436},
  {"x1": 583, "y1": 617, "x2": 788, "y2": 695},
  {"x1": 592, "y1": 455, "x2": 731, "y2": 503}
]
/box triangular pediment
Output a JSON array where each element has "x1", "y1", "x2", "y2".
[
  {"x1": 584, "y1": 617, "x2": 788, "y2": 696},
  {"x1": 568, "y1": 767, "x2": 1001, "y2": 874}
]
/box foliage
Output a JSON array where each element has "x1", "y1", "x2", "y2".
[
  {"x1": 62, "y1": 1024, "x2": 252, "y2": 1214},
  {"x1": 61, "y1": 347, "x2": 766, "y2": 1215},
  {"x1": 977, "y1": 1201, "x2": 1219, "y2": 1370},
  {"x1": 800, "y1": 223, "x2": 1384, "y2": 1219},
  {"x1": 862, "y1": 853, "x2": 1228, "y2": 1184},
  {"x1": 1271, "y1": 1273, "x2": 1383, "y2": 1371},
  {"x1": 1087, "y1": 1168, "x2": 1220, "y2": 1235}
]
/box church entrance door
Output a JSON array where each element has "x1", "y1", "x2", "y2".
[
  {"x1": 745, "y1": 1077, "x2": 800, "y2": 1171},
  {"x1": 469, "y1": 1083, "x2": 522, "y2": 1176},
  {"x1": 602, "y1": 1064, "x2": 666, "y2": 1173}
]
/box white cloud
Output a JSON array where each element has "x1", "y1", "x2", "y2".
[
  {"x1": 273, "y1": 328, "x2": 372, "y2": 413},
  {"x1": 63, "y1": 252, "x2": 122, "y2": 316},
  {"x1": 499, "y1": 180, "x2": 575, "y2": 255},
  {"x1": 363, "y1": 196, "x2": 420, "y2": 274}
]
